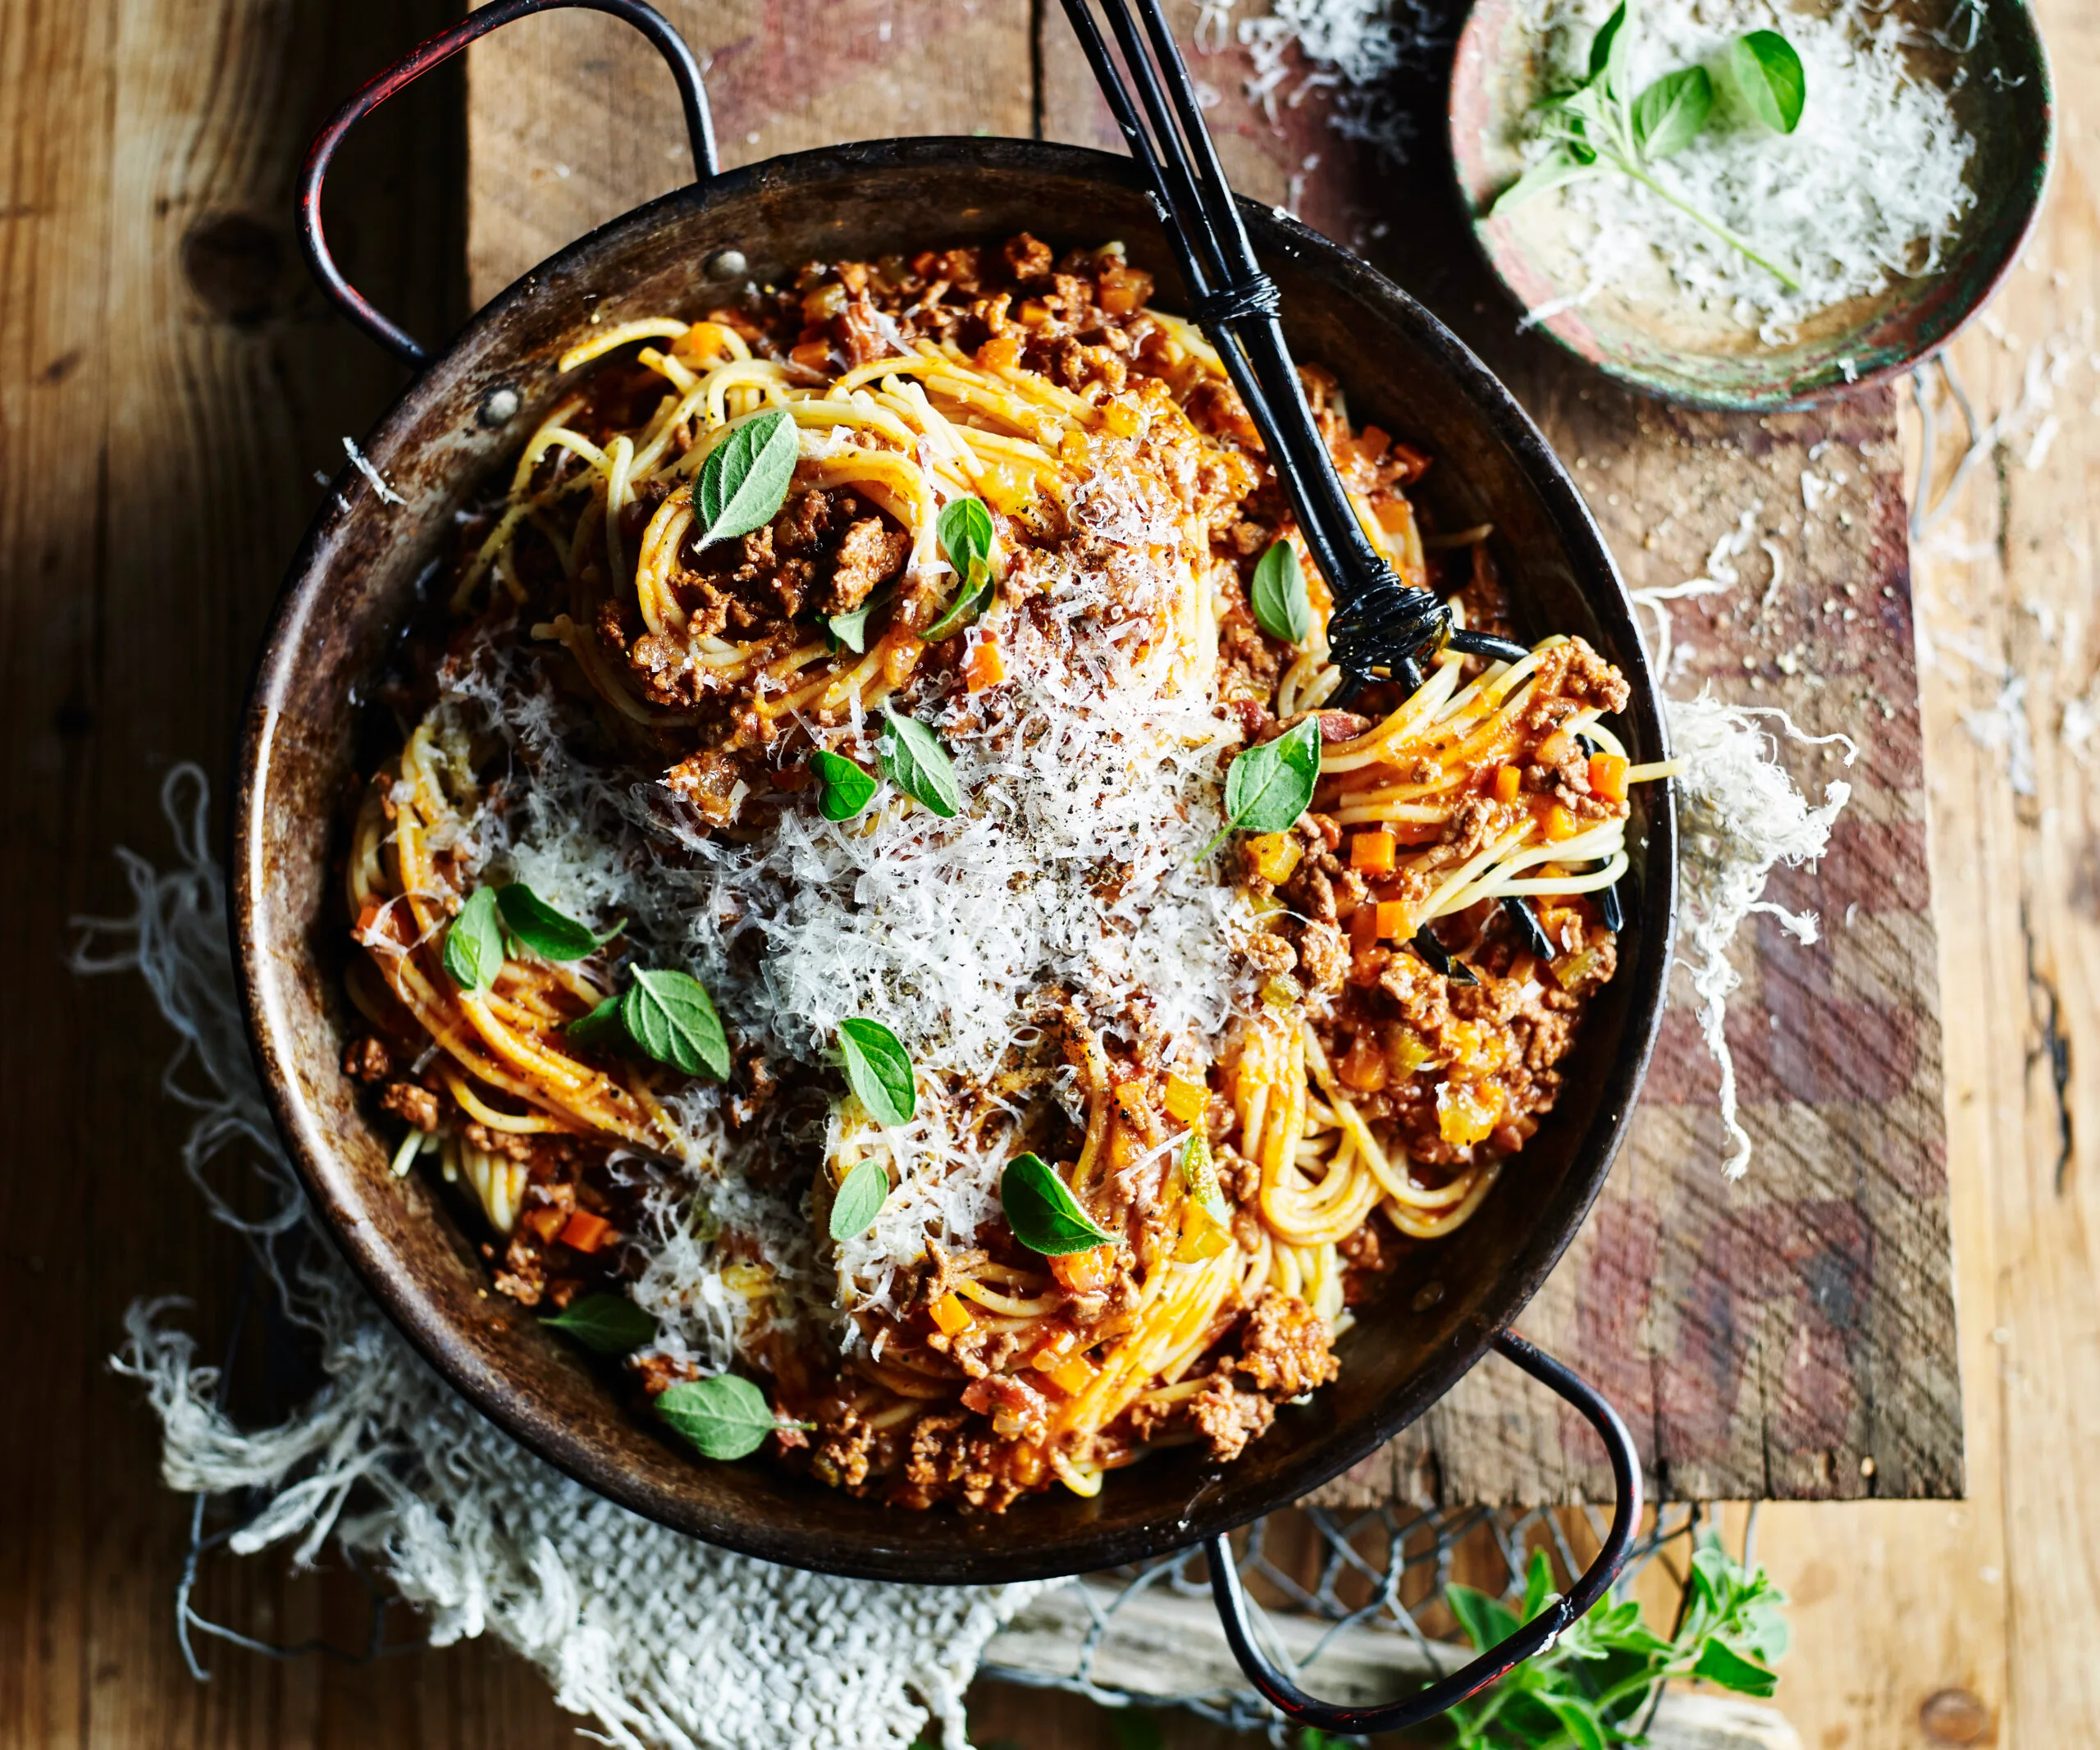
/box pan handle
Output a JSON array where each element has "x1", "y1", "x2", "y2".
[
  {"x1": 298, "y1": 0, "x2": 717, "y2": 367},
  {"x1": 1207, "y1": 1330, "x2": 1643, "y2": 1736}
]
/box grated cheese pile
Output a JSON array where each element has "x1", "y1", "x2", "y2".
[
  {"x1": 1509, "y1": 0, "x2": 1979, "y2": 334},
  {"x1": 429, "y1": 464, "x2": 1248, "y2": 1369}
]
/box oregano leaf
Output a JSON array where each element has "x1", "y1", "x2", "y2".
[
  {"x1": 934, "y1": 494, "x2": 994, "y2": 579},
  {"x1": 621, "y1": 967, "x2": 730, "y2": 1081},
  {"x1": 442, "y1": 884, "x2": 505, "y2": 991},
  {"x1": 1632, "y1": 65, "x2": 1713, "y2": 162},
  {"x1": 829, "y1": 587, "x2": 890, "y2": 654},
  {"x1": 657, "y1": 1373, "x2": 783, "y2": 1460},
  {"x1": 811, "y1": 750, "x2": 878, "y2": 822},
  {"x1": 879, "y1": 711, "x2": 963, "y2": 818},
  {"x1": 1731, "y1": 29, "x2": 1806, "y2": 134},
  {"x1": 1491, "y1": 147, "x2": 1601, "y2": 217},
  {"x1": 564, "y1": 990, "x2": 628, "y2": 1051},
  {"x1": 495, "y1": 882, "x2": 623, "y2": 960},
  {"x1": 1200, "y1": 716, "x2": 1322, "y2": 857},
  {"x1": 925, "y1": 556, "x2": 992, "y2": 640},
  {"x1": 1000, "y1": 1151, "x2": 1114, "y2": 1256},
  {"x1": 1249, "y1": 540, "x2": 1312, "y2": 643},
  {"x1": 694, "y1": 409, "x2": 799, "y2": 549},
  {"x1": 542, "y1": 1292, "x2": 657, "y2": 1354},
  {"x1": 1179, "y1": 1132, "x2": 1231, "y2": 1227},
  {"x1": 828, "y1": 1157, "x2": 890, "y2": 1241},
  {"x1": 838, "y1": 1017, "x2": 915, "y2": 1126}
]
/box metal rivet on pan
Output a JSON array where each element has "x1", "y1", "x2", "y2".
[
  {"x1": 1410, "y1": 1282, "x2": 1445, "y2": 1312},
  {"x1": 705, "y1": 248, "x2": 747, "y2": 281},
  {"x1": 478, "y1": 386, "x2": 520, "y2": 427}
]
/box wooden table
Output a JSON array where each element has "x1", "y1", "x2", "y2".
[{"x1": 0, "y1": 0, "x2": 2092, "y2": 1744}]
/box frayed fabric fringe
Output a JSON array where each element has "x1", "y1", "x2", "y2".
[{"x1": 85, "y1": 766, "x2": 1049, "y2": 1750}]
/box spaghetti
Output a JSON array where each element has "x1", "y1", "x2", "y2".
[{"x1": 337, "y1": 234, "x2": 1664, "y2": 1508}]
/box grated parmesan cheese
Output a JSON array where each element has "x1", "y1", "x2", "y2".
[{"x1": 426, "y1": 461, "x2": 1253, "y2": 1354}]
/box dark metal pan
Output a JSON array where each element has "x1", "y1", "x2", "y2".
[{"x1": 239, "y1": 0, "x2": 1675, "y2": 1728}]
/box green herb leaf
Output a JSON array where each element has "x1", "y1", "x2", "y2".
[
  {"x1": 880, "y1": 711, "x2": 964, "y2": 818},
  {"x1": 1201, "y1": 716, "x2": 1322, "y2": 858},
  {"x1": 838, "y1": 1017, "x2": 915, "y2": 1126},
  {"x1": 936, "y1": 494, "x2": 994, "y2": 579},
  {"x1": 564, "y1": 991, "x2": 628, "y2": 1051},
  {"x1": 622, "y1": 967, "x2": 730, "y2": 1081},
  {"x1": 495, "y1": 883, "x2": 623, "y2": 960},
  {"x1": 1179, "y1": 1131, "x2": 1231, "y2": 1228},
  {"x1": 1445, "y1": 1582, "x2": 1521, "y2": 1654},
  {"x1": 1632, "y1": 64, "x2": 1713, "y2": 161},
  {"x1": 1588, "y1": 0, "x2": 1633, "y2": 98},
  {"x1": 658, "y1": 1373, "x2": 782, "y2": 1460},
  {"x1": 1490, "y1": 146, "x2": 1602, "y2": 217},
  {"x1": 811, "y1": 750, "x2": 878, "y2": 822},
  {"x1": 1691, "y1": 1637, "x2": 1780, "y2": 1698},
  {"x1": 542, "y1": 1292, "x2": 657, "y2": 1354},
  {"x1": 1540, "y1": 1693, "x2": 1609, "y2": 1750},
  {"x1": 1520, "y1": 1548, "x2": 1554, "y2": 1623},
  {"x1": 1249, "y1": 540, "x2": 1312, "y2": 643},
  {"x1": 442, "y1": 884, "x2": 505, "y2": 991},
  {"x1": 1000, "y1": 1151, "x2": 1115, "y2": 1256},
  {"x1": 694, "y1": 409, "x2": 800, "y2": 549},
  {"x1": 828, "y1": 1157, "x2": 890, "y2": 1240},
  {"x1": 1732, "y1": 29, "x2": 1806, "y2": 134},
  {"x1": 925, "y1": 556, "x2": 992, "y2": 640}
]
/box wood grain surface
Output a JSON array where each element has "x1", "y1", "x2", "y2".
[{"x1": 1, "y1": 0, "x2": 2093, "y2": 1746}]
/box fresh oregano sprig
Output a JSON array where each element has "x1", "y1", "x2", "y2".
[
  {"x1": 1439, "y1": 1528, "x2": 1789, "y2": 1747},
  {"x1": 1491, "y1": 0, "x2": 1806, "y2": 292}
]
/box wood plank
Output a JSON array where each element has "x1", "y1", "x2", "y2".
[
  {"x1": 0, "y1": 1, "x2": 583, "y2": 1747},
  {"x1": 1040, "y1": 0, "x2": 1958, "y2": 1507},
  {"x1": 465, "y1": 0, "x2": 1036, "y2": 301}
]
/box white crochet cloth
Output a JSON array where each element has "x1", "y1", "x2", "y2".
[{"x1": 89, "y1": 768, "x2": 1052, "y2": 1750}]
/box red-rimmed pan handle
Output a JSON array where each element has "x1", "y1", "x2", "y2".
[
  {"x1": 299, "y1": 0, "x2": 717, "y2": 366},
  {"x1": 1208, "y1": 1330, "x2": 1644, "y2": 1735}
]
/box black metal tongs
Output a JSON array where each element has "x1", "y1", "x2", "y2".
[{"x1": 1058, "y1": 0, "x2": 1531, "y2": 699}]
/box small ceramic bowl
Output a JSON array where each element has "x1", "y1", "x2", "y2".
[{"x1": 1449, "y1": 0, "x2": 2054, "y2": 409}]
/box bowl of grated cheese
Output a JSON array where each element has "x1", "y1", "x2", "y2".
[{"x1": 1450, "y1": 0, "x2": 2053, "y2": 408}]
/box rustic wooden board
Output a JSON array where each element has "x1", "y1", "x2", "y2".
[{"x1": 25, "y1": 0, "x2": 2100, "y2": 1743}]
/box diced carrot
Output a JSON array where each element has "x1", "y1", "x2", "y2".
[
  {"x1": 1018, "y1": 299, "x2": 1053, "y2": 327},
  {"x1": 1164, "y1": 1074, "x2": 1208, "y2": 1125},
  {"x1": 979, "y1": 333, "x2": 1022, "y2": 371},
  {"x1": 1373, "y1": 496, "x2": 1416, "y2": 535},
  {"x1": 1339, "y1": 1032, "x2": 1389, "y2": 1093},
  {"x1": 1493, "y1": 764, "x2": 1522, "y2": 805},
  {"x1": 1544, "y1": 804, "x2": 1578, "y2": 843},
  {"x1": 354, "y1": 896, "x2": 384, "y2": 938},
  {"x1": 929, "y1": 1291, "x2": 972, "y2": 1336},
  {"x1": 1247, "y1": 831, "x2": 1302, "y2": 885},
  {"x1": 1113, "y1": 1082, "x2": 1151, "y2": 1126},
  {"x1": 558, "y1": 1210, "x2": 613, "y2": 1254},
  {"x1": 1029, "y1": 1327, "x2": 1079, "y2": 1368},
  {"x1": 1043, "y1": 1353, "x2": 1098, "y2": 1396},
  {"x1": 1175, "y1": 1199, "x2": 1232, "y2": 1262},
  {"x1": 1349, "y1": 830, "x2": 1396, "y2": 874},
  {"x1": 1588, "y1": 752, "x2": 1629, "y2": 802},
  {"x1": 1436, "y1": 1080, "x2": 1502, "y2": 1148},
  {"x1": 1375, "y1": 899, "x2": 1409, "y2": 939},
  {"x1": 963, "y1": 636, "x2": 1007, "y2": 692},
  {"x1": 1050, "y1": 1246, "x2": 1114, "y2": 1295},
  {"x1": 789, "y1": 339, "x2": 831, "y2": 372},
  {"x1": 1536, "y1": 729, "x2": 1575, "y2": 767},
  {"x1": 523, "y1": 1206, "x2": 566, "y2": 1244},
  {"x1": 1057, "y1": 427, "x2": 1089, "y2": 465},
  {"x1": 1098, "y1": 264, "x2": 1153, "y2": 316},
  {"x1": 1010, "y1": 1441, "x2": 1046, "y2": 1487},
  {"x1": 1355, "y1": 423, "x2": 1391, "y2": 461}
]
